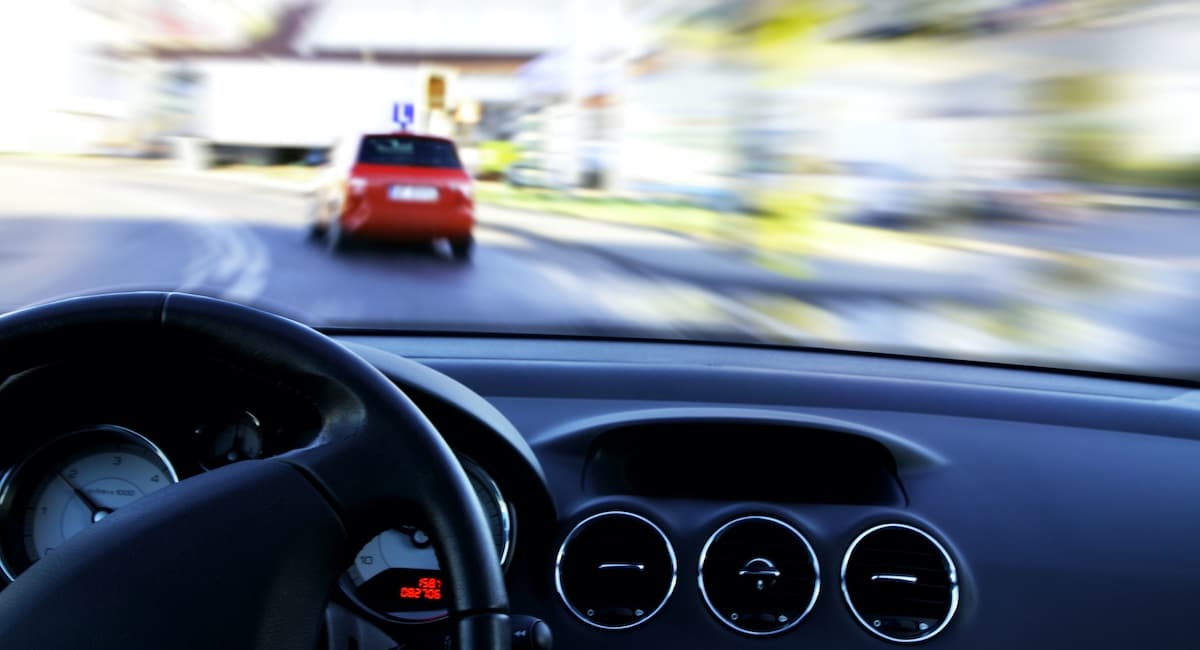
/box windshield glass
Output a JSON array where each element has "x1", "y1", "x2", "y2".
[
  {"x1": 1, "y1": 0, "x2": 1198, "y2": 380},
  {"x1": 358, "y1": 136, "x2": 462, "y2": 169}
]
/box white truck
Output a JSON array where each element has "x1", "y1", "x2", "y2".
[{"x1": 169, "y1": 60, "x2": 456, "y2": 167}]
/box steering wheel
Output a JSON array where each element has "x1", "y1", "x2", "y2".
[{"x1": 0, "y1": 293, "x2": 510, "y2": 649}]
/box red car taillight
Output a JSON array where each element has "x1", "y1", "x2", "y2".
[{"x1": 448, "y1": 182, "x2": 473, "y2": 204}]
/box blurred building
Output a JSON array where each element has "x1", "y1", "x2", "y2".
[
  {"x1": 597, "y1": 0, "x2": 1200, "y2": 218},
  {"x1": 0, "y1": 0, "x2": 136, "y2": 154},
  {"x1": 129, "y1": 0, "x2": 581, "y2": 165},
  {"x1": 0, "y1": 0, "x2": 600, "y2": 162},
  {"x1": 514, "y1": 49, "x2": 625, "y2": 189},
  {"x1": 512, "y1": 0, "x2": 740, "y2": 195}
]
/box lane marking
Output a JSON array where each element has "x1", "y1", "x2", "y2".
[{"x1": 98, "y1": 173, "x2": 272, "y2": 303}]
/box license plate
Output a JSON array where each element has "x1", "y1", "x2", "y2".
[{"x1": 388, "y1": 185, "x2": 439, "y2": 202}]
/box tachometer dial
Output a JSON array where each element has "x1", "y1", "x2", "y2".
[
  {"x1": 0, "y1": 425, "x2": 178, "y2": 580},
  {"x1": 343, "y1": 457, "x2": 513, "y2": 622}
]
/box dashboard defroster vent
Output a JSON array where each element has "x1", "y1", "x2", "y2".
[{"x1": 842, "y1": 523, "x2": 959, "y2": 643}]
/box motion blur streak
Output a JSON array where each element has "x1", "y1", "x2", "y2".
[{"x1": 1, "y1": 0, "x2": 1199, "y2": 379}]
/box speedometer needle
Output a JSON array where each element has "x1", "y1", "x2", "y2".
[{"x1": 55, "y1": 470, "x2": 111, "y2": 523}]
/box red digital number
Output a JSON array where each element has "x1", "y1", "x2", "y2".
[
  {"x1": 418, "y1": 577, "x2": 442, "y2": 590},
  {"x1": 399, "y1": 586, "x2": 422, "y2": 599},
  {"x1": 423, "y1": 588, "x2": 442, "y2": 601}
]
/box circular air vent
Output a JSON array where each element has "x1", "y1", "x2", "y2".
[
  {"x1": 555, "y1": 511, "x2": 676, "y2": 629},
  {"x1": 842, "y1": 523, "x2": 959, "y2": 643},
  {"x1": 698, "y1": 516, "x2": 819, "y2": 635}
]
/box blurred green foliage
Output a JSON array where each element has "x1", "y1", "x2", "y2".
[
  {"x1": 1051, "y1": 125, "x2": 1200, "y2": 189},
  {"x1": 476, "y1": 141, "x2": 520, "y2": 179},
  {"x1": 1031, "y1": 75, "x2": 1200, "y2": 189},
  {"x1": 1034, "y1": 74, "x2": 1115, "y2": 112}
]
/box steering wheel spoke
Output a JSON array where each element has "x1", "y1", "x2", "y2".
[{"x1": 279, "y1": 403, "x2": 509, "y2": 620}]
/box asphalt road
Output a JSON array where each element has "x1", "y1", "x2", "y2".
[
  {"x1": 0, "y1": 158, "x2": 779, "y2": 341},
  {"x1": 1, "y1": 157, "x2": 1198, "y2": 379}
]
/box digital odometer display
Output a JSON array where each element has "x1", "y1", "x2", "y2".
[{"x1": 356, "y1": 568, "x2": 448, "y2": 613}]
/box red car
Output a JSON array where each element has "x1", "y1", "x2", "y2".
[{"x1": 309, "y1": 133, "x2": 475, "y2": 259}]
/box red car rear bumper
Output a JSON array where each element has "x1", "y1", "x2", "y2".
[{"x1": 340, "y1": 202, "x2": 474, "y2": 240}]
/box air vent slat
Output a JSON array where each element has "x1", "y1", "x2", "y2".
[
  {"x1": 842, "y1": 523, "x2": 959, "y2": 643},
  {"x1": 555, "y1": 511, "x2": 676, "y2": 630}
]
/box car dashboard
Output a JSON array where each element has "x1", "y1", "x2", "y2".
[{"x1": 2, "y1": 332, "x2": 1199, "y2": 649}]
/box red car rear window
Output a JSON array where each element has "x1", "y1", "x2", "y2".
[{"x1": 357, "y1": 136, "x2": 462, "y2": 169}]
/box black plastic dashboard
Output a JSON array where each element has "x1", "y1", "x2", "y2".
[
  {"x1": 346, "y1": 334, "x2": 1200, "y2": 650},
  {"x1": 3, "y1": 331, "x2": 1200, "y2": 649}
]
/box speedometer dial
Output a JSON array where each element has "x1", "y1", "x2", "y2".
[
  {"x1": 0, "y1": 425, "x2": 178, "y2": 580},
  {"x1": 343, "y1": 457, "x2": 513, "y2": 622}
]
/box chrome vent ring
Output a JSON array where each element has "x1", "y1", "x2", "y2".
[{"x1": 842, "y1": 523, "x2": 959, "y2": 643}]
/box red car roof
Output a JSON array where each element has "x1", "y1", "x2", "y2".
[{"x1": 360, "y1": 132, "x2": 456, "y2": 144}]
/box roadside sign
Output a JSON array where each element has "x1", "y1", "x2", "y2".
[{"x1": 392, "y1": 102, "x2": 415, "y2": 130}]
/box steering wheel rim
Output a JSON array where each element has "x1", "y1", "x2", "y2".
[{"x1": 0, "y1": 292, "x2": 510, "y2": 649}]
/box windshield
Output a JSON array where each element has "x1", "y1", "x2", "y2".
[{"x1": 1, "y1": 0, "x2": 1198, "y2": 380}]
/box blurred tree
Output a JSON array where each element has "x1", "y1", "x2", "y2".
[
  {"x1": 1030, "y1": 73, "x2": 1200, "y2": 189},
  {"x1": 1032, "y1": 74, "x2": 1115, "y2": 113},
  {"x1": 746, "y1": 0, "x2": 846, "y2": 69},
  {"x1": 733, "y1": 1, "x2": 846, "y2": 248},
  {"x1": 1031, "y1": 74, "x2": 1123, "y2": 183}
]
